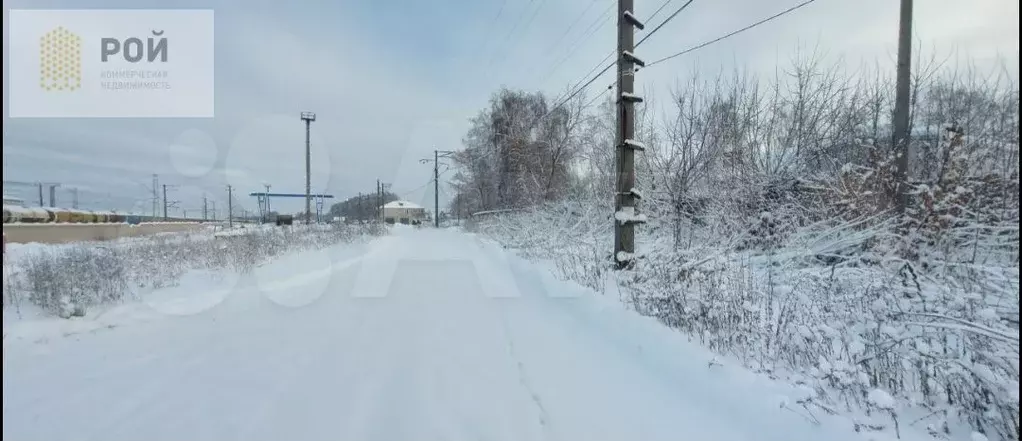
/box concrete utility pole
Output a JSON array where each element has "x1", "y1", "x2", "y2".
[
  {"x1": 152, "y1": 174, "x2": 159, "y2": 218},
  {"x1": 203, "y1": 194, "x2": 208, "y2": 221},
  {"x1": 614, "y1": 0, "x2": 647, "y2": 269},
  {"x1": 163, "y1": 184, "x2": 168, "y2": 220},
  {"x1": 37, "y1": 183, "x2": 43, "y2": 206},
  {"x1": 48, "y1": 185, "x2": 56, "y2": 207},
  {"x1": 421, "y1": 150, "x2": 454, "y2": 228},
  {"x1": 263, "y1": 184, "x2": 272, "y2": 222},
  {"x1": 300, "y1": 111, "x2": 316, "y2": 224},
  {"x1": 892, "y1": 0, "x2": 913, "y2": 213},
  {"x1": 435, "y1": 151, "x2": 440, "y2": 227},
  {"x1": 227, "y1": 185, "x2": 234, "y2": 228}
]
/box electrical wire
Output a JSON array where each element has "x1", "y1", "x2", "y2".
[
  {"x1": 549, "y1": 0, "x2": 822, "y2": 118},
  {"x1": 544, "y1": 0, "x2": 694, "y2": 118},
  {"x1": 584, "y1": 83, "x2": 613, "y2": 108},
  {"x1": 471, "y1": 0, "x2": 511, "y2": 62},
  {"x1": 644, "y1": 0, "x2": 821, "y2": 68},
  {"x1": 488, "y1": 0, "x2": 540, "y2": 68},
  {"x1": 635, "y1": 0, "x2": 695, "y2": 47},
  {"x1": 540, "y1": 2, "x2": 616, "y2": 85},
  {"x1": 544, "y1": 0, "x2": 601, "y2": 61},
  {"x1": 645, "y1": 0, "x2": 676, "y2": 24}
]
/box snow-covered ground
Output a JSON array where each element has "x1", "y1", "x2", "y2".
[{"x1": 4, "y1": 226, "x2": 930, "y2": 441}]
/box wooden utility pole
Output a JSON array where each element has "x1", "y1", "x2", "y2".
[
  {"x1": 227, "y1": 185, "x2": 234, "y2": 228},
  {"x1": 892, "y1": 0, "x2": 913, "y2": 213},
  {"x1": 614, "y1": 0, "x2": 646, "y2": 268},
  {"x1": 301, "y1": 111, "x2": 316, "y2": 224}
]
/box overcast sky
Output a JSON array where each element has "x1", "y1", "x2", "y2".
[{"x1": 3, "y1": 0, "x2": 1018, "y2": 215}]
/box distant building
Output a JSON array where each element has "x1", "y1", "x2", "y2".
[{"x1": 381, "y1": 200, "x2": 426, "y2": 225}]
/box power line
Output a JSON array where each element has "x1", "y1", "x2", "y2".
[
  {"x1": 544, "y1": 1, "x2": 692, "y2": 117},
  {"x1": 550, "y1": 0, "x2": 821, "y2": 117},
  {"x1": 645, "y1": 0, "x2": 676, "y2": 23},
  {"x1": 548, "y1": 62, "x2": 615, "y2": 117},
  {"x1": 519, "y1": 0, "x2": 553, "y2": 46},
  {"x1": 584, "y1": 83, "x2": 613, "y2": 108},
  {"x1": 644, "y1": 0, "x2": 822, "y2": 68},
  {"x1": 497, "y1": 0, "x2": 557, "y2": 80},
  {"x1": 470, "y1": 0, "x2": 511, "y2": 63},
  {"x1": 543, "y1": 0, "x2": 601, "y2": 62},
  {"x1": 635, "y1": 0, "x2": 695, "y2": 47},
  {"x1": 540, "y1": 2, "x2": 616, "y2": 85},
  {"x1": 488, "y1": 0, "x2": 540, "y2": 68}
]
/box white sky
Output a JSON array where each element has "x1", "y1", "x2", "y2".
[{"x1": 3, "y1": 0, "x2": 1018, "y2": 215}]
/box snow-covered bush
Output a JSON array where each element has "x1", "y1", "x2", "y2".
[
  {"x1": 3, "y1": 222, "x2": 384, "y2": 317},
  {"x1": 456, "y1": 48, "x2": 1019, "y2": 440}
]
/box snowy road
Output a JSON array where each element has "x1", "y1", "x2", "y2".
[{"x1": 4, "y1": 227, "x2": 882, "y2": 441}]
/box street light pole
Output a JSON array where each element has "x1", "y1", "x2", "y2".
[{"x1": 300, "y1": 112, "x2": 316, "y2": 224}]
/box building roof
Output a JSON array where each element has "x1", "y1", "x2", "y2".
[{"x1": 382, "y1": 200, "x2": 424, "y2": 209}]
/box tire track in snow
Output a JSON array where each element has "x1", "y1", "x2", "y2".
[
  {"x1": 470, "y1": 237, "x2": 554, "y2": 440},
  {"x1": 495, "y1": 300, "x2": 552, "y2": 440}
]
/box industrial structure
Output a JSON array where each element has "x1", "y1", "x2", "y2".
[{"x1": 249, "y1": 191, "x2": 334, "y2": 223}]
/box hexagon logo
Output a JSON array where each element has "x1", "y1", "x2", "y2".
[{"x1": 39, "y1": 26, "x2": 82, "y2": 92}]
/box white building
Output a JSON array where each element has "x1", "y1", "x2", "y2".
[{"x1": 382, "y1": 200, "x2": 426, "y2": 225}]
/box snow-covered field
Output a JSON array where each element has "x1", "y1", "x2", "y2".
[{"x1": 3, "y1": 226, "x2": 933, "y2": 441}]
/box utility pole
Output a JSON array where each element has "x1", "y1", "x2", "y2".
[
  {"x1": 434, "y1": 150, "x2": 439, "y2": 227},
  {"x1": 162, "y1": 184, "x2": 168, "y2": 220},
  {"x1": 377, "y1": 179, "x2": 381, "y2": 222},
  {"x1": 892, "y1": 0, "x2": 913, "y2": 213},
  {"x1": 263, "y1": 183, "x2": 272, "y2": 222},
  {"x1": 48, "y1": 185, "x2": 56, "y2": 207},
  {"x1": 227, "y1": 185, "x2": 234, "y2": 228},
  {"x1": 37, "y1": 183, "x2": 43, "y2": 206},
  {"x1": 300, "y1": 111, "x2": 316, "y2": 224},
  {"x1": 152, "y1": 174, "x2": 159, "y2": 218},
  {"x1": 421, "y1": 149, "x2": 454, "y2": 227},
  {"x1": 614, "y1": 0, "x2": 647, "y2": 269},
  {"x1": 203, "y1": 194, "x2": 208, "y2": 221}
]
